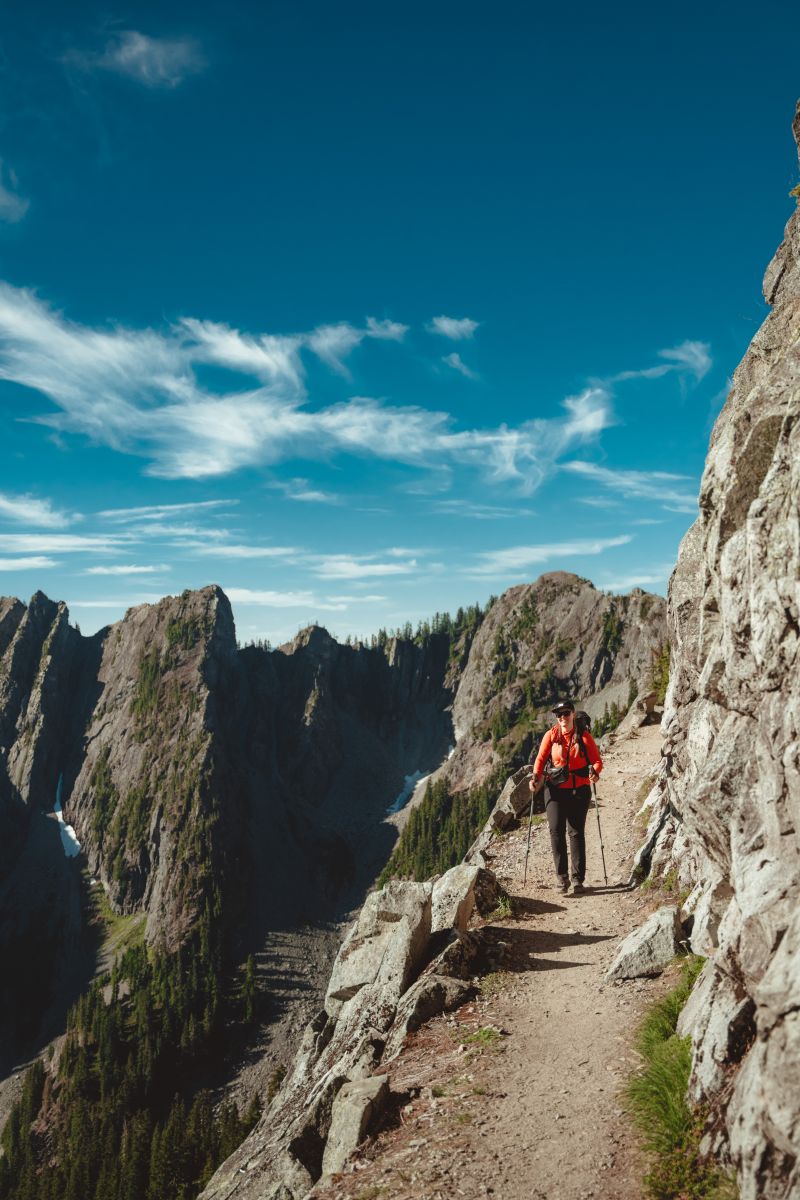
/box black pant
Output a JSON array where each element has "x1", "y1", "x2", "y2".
[{"x1": 545, "y1": 784, "x2": 591, "y2": 883}]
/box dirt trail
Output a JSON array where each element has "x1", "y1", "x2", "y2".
[{"x1": 312, "y1": 721, "x2": 673, "y2": 1200}]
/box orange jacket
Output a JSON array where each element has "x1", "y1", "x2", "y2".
[{"x1": 532, "y1": 725, "x2": 603, "y2": 789}]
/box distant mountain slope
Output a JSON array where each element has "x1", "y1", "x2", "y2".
[
  {"x1": 0, "y1": 573, "x2": 665, "y2": 1200},
  {"x1": 381, "y1": 573, "x2": 666, "y2": 883}
]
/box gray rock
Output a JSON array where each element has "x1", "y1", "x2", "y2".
[
  {"x1": 325, "y1": 881, "x2": 432, "y2": 1015},
  {"x1": 431, "y1": 863, "x2": 482, "y2": 933},
  {"x1": 320, "y1": 1074, "x2": 389, "y2": 1176},
  {"x1": 605, "y1": 906, "x2": 683, "y2": 980},
  {"x1": 626, "y1": 100, "x2": 800, "y2": 1200},
  {"x1": 382, "y1": 974, "x2": 474, "y2": 1061}
]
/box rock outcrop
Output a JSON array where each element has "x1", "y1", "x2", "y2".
[
  {"x1": 634, "y1": 101, "x2": 800, "y2": 1199},
  {"x1": 442, "y1": 574, "x2": 665, "y2": 797},
  {"x1": 198, "y1": 864, "x2": 493, "y2": 1199}
]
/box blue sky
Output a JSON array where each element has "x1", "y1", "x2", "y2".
[{"x1": 1, "y1": 1, "x2": 799, "y2": 643}]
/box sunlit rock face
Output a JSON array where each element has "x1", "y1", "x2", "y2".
[{"x1": 646, "y1": 100, "x2": 800, "y2": 1200}]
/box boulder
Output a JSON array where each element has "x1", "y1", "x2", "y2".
[
  {"x1": 382, "y1": 974, "x2": 475, "y2": 1061},
  {"x1": 431, "y1": 863, "x2": 481, "y2": 933},
  {"x1": 430, "y1": 863, "x2": 502, "y2": 933},
  {"x1": 325, "y1": 881, "x2": 432, "y2": 1014},
  {"x1": 605, "y1": 906, "x2": 683, "y2": 980},
  {"x1": 320, "y1": 1075, "x2": 389, "y2": 1176},
  {"x1": 489, "y1": 767, "x2": 535, "y2": 832}
]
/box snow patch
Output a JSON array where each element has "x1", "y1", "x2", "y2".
[
  {"x1": 54, "y1": 773, "x2": 81, "y2": 858},
  {"x1": 387, "y1": 771, "x2": 427, "y2": 814}
]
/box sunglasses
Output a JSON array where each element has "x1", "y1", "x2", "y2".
[{"x1": 555, "y1": 710, "x2": 572, "y2": 717}]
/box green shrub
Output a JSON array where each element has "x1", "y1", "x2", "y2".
[{"x1": 651, "y1": 644, "x2": 671, "y2": 704}]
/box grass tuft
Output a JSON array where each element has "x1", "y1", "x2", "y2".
[{"x1": 626, "y1": 955, "x2": 738, "y2": 1199}]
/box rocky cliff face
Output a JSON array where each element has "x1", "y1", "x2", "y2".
[
  {"x1": 638, "y1": 101, "x2": 800, "y2": 1200},
  {"x1": 0, "y1": 586, "x2": 454, "y2": 1066},
  {"x1": 440, "y1": 572, "x2": 665, "y2": 797}
]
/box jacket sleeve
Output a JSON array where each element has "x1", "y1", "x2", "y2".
[
  {"x1": 532, "y1": 730, "x2": 554, "y2": 777},
  {"x1": 583, "y1": 732, "x2": 603, "y2": 775}
]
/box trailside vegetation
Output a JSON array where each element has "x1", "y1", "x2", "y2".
[
  {"x1": 379, "y1": 765, "x2": 509, "y2": 883},
  {"x1": 651, "y1": 643, "x2": 671, "y2": 705},
  {"x1": 0, "y1": 902, "x2": 262, "y2": 1200},
  {"x1": 626, "y1": 956, "x2": 739, "y2": 1200}
]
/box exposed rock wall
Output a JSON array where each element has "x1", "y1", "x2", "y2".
[
  {"x1": 640, "y1": 101, "x2": 800, "y2": 1200},
  {"x1": 441, "y1": 572, "x2": 665, "y2": 796}
]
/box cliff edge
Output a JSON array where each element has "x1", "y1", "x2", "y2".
[{"x1": 640, "y1": 100, "x2": 800, "y2": 1199}]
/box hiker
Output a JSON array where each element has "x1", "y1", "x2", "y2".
[{"x1": 528, "y1": 700, "x2": 603, "y2": 895}]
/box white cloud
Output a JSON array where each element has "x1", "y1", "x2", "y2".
[
  {"x1": 563, "y1": 461, "x2": 698, "y2": 508},
  {"x1": 306, "y1": 323, "x2": 364, "y2": 376},
  {"x1": 657, "y1": 341, "x2": 712, "y2": 381},
  {"x1": 67, "y1": 595, "x2": 163, "y2": 608},
  {"x1": 325, "y1": 593, "x2": 387, "y2": 603},
  {"x1": 185, "y1": 544, "x2": 298, "y2": 559},
  {"x1": 224, "y1": 588, "x2": 316, "y2": 606},
  {"x1": 601, "y1": 566, "x2": 672, "y2": 591},
  {"x1": 0, "y1": 161, "x2": 29, "y2": 224},
  {"x1": 0, "y1": 556, "x2": 58, "y2": 570},
  {"x1": 86, "y1": 564, "x2": 170, "y2": 575},
  {"x1": 575, "y1": 496, "x2": 621, "y2": 509},
  {"x1": 98, "y1": 499, "x2": 238, "y2": 522},
  {"x1": 269, "y1": 477, "x2": 341, "y2": 504},
  {"x1": 469, "y1": 535, "x2": 633, "y2": 576},
  {"x1": 0, "y1": 491, "x2": 75, "y2": 527},
  {"x1": 427, "y1": 315, "x2": 479, "y2": 340},
  {"x1": 607, "y1": 340, "x2": 712, "y2": 386},
  {"x1": 312, "y1": 554, "x2": 419, "y2": 580},
  {"x1": 0, "y1": 533, "x2": 127, "y2": 553},
  {"x1": 180, "y1": 318, "x2": 304, "y2": 390},
  {"x1": 442, "y1": 352, "x2": 478, "y2": 380},
  {"x1": 93, "y1": 31, "x2": 205, "y2": 89},
  {"x1": 0, "y1": 282, "x2": 619, "y2": 492},
  {"x1": 366, "y1": 317, "x2": 408, "y2": 341},
  {"x1": 433, "y1": 499, "x2": 535, "y2": 519}
]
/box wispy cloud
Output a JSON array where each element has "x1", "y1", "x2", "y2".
[
  {"x1": 269, "y1": 477, "x2": 341, "y2": 504},
  {"x1": 98, "y1": 500, "x2": 237, "y2": 522},
  {"x1": 0, "y1": 556, "x2": 58, "y2": 570},
  {"x1": 86, "y1": 563, "x2": 170, "y2": 575},
  {"x1": 0, "y1": 491, "x2": 76, "y2": 527},
  {"x1": 0, "y1": 161, "x2": 29, "y2": 224},
  {"x1": 433, "y1": 499, "x2": 534, "y2": 520},
  {"x1": 563, "y1": 461, "x2": 698, "y2": 508},
  {"x1": 67, "y1": 595, "x2": 163, "y2": 608},
  {"x1": 365, "y1": 317, "x2": 408, "y2": 341},
  {"x1": 427, "y1": 315, "x2": 479, "y2": 340},
  {"x1": 442, "y1": 352, "x2": 478, "y2": 380},
  {"x1": 606, "y1": 340, "x2": 712, "y2": 386},
  {"x1": 305, "y1": 323, "x2": 364, "y2": 376},
  {"x1": 0, "y1": 533, "x2": 127, "y2": 554},
  {"x1": 468, "y1": 535, "x2": 633, "y2": 576},
  {"x1": 575, "y1": 495, "x2": 621, "y2": 509},
  {"x1": 0, "y1": 282, "x2": 658, "y2": 493},
  {"x1": 223, "y1": 588, "x2": 316, "y2": 606},
  {"x1": 183, "y1": 543, "x2": 298, "y2": 559},
  {"x1": 312, "y1": 554, "x2": 419, "y2": 580},
  {"x1": 601, "y1": 566, "x2": 672, "y2": 591},
  {"x1": 325, "y1": 593, "x2": 387, "y2": 603},
  {"x1": 76, "y1": 31, "x2": 206, "y2": 89}
]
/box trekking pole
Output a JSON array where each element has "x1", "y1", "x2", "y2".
[
  {"x1": 523, "y1": 774, "x2": 541, "y2": 886},
  {"x1": 592, "y1": 778, "x2": 608, "y2": 886}
]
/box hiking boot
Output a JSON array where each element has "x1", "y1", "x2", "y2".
[
  {"x1": 556, "y1": 878, "x2": 570, "y2": 894},
  {"x1": 571, "y1": 881, "x2": 586, "y2": 895}
]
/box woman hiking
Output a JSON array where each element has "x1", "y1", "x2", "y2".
[{"x1": 529, "y1": 700, "x2": 603, "y2": 895}]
